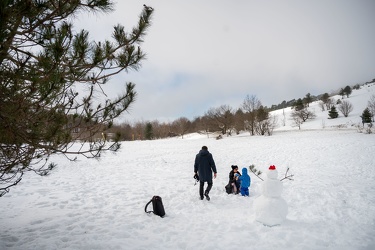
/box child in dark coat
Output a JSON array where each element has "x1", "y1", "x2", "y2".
[{"x1": 239, "y1": 167, "x2": 251, "y2": 196}]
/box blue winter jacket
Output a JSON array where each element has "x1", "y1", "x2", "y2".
[
  {"x1": 239, "y1": 167, "x2": 251, "y2": 188},
  {"x1": 194, "y1": 149, "x2": 217, "y2": 182}
]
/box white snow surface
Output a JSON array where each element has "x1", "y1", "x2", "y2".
[{"x1": 1, "y1": 84, "x2": 375, "y2": 250}]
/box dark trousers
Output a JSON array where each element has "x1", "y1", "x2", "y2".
[{"x1": 199, "y1": 180, "x2": 213, "y2": 197}]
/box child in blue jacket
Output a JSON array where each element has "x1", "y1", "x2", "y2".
[{"x1": 239, "y1": 167, "x2": 251, "y2": 196}]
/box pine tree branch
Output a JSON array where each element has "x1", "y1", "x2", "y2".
[
  {"x1": 0, "y1": 2, "x2": 154, "y2": 196},
  {"x1": 248, "y1": 164, "x2": 264, "y2": 181}
]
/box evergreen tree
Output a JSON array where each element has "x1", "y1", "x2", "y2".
[
  {"x1": 303, "y1": 93, "x2": 312, "y2": 107},
  {"x1": 0, "y1": 1, "x2": 154, "y2": 196},
  {"x1": 144, "y1": 123, "x2": 154, "y2": 140},
  {"x1": 361, "y1": 108, "x2": 372, "y2": 125},
  {"x1": 343, "y1": 85, "x2": 352, "y2": 98},
  {"x1": 256, "y1": 106, "x2": 269, "y2": 121},
  {"x1": 320, "y1": 93, "x2": 330, "y2": 103},
  {"x1": 294, "y1": 98, "x2": 304, "y2": 111},
  {"x1": 255, "y1": 106, "x2": 271, "y2": 135},
  {"x1": 320, "y1": 93, "x2": 331, "y2": 110},
  {"x1": 234, "y1": 108, "x2": 245, "y2": 134},
  {"x1": 328, "y1": 106, "x2": 339, "y2": 119}
]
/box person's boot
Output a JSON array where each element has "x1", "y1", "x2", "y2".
[
  {"x1": 204, "y1": 190, "x2": 210, "y2": 201},
  {"x1": 200, "y1": 195, "x2": 204, "y2": 200}
]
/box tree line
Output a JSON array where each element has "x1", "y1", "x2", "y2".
[{"x1": 108, "y1": 83, "x2": 374, "y2": 140}]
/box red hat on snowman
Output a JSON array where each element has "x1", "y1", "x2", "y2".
[{"x1": 269, "y1": 165, "x2": 276, "y2": 170}]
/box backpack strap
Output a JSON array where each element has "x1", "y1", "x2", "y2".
[{"x1": 144, "y1": 198, "x2": 153, "y2": 214}]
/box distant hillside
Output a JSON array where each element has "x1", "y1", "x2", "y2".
[
  {"x1": 270, "y1": 82, "x2": 375, "y2": 132},
  {"x1": 269, "y1": 78, "x2": 375, "y2": 111}
]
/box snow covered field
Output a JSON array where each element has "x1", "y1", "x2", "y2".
[{"x1": 1, "y1": 84, "x2": 375, "y2": 250}]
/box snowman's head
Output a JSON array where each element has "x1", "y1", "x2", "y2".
[{"x1": 267, "y1": 165, "x2": 278, "y2": 179}]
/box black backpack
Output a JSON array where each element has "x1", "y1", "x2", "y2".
[
  {"x1": 145, "y1": 196, "x2": 165, "y2": 218},
  {"x1": 225, "y1": 182, "x2": 233, "y2": 194}
]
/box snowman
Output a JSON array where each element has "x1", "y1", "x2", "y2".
[{"x1": 253, "y1": 165, "x2": 288, "y2": 226}]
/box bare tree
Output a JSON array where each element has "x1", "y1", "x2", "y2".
[
  {"x1": 291, "y1": 108, "x2": 316, "y2": 123},
  {"x1": 339, "y1": 88, "x2": 346, "y2": 99},
  {"x1": 255, "y1": 114, "x2": 278, "y2": 136},
  {"x1": 194, "y1": 116, "x2": 216, "y2": 138},
  {"x1": 133, "y1": 121, "x2": 146, "y2": 140},
  {"x1": 291, "y1": 115, "x2": 303, "y2": 130},
  {"x1": 205, "y1": 105, "x2": 234, "y2": 135},
  {"x1": 172, "y1": 117, "x2": 191, "y2": 139},
  {"x1": 338, "y1": 100, "x2": 353, "y2": 117},
  {"x1": 267, "y1": 115, "x2": 278, "y2": 135},
  {"x1": 368, "y1": 94, "x2": 375, "y2": 122},
  {"x1": 319, "y1": 101, "x2": 326, "y2": 111},
  {"x1": 242, "y1": 95, "x2": 262, "y2": 135},
  {"x1": 319, "y1": 93, "x2": 334, "y2": 110},
  {"x1": 150, "y1": 120, "x2": 171, "y2": 139},
  {"x1": 325, "y1": 98, "x2": 334, "y2": 110},
  {"x1": 281, "y1": 108, "x2": 286, "y2": 126}
]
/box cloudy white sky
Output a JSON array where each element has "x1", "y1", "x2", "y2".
[{"x1": 77, "y1": 0, "x2": 375, "y2": 123}]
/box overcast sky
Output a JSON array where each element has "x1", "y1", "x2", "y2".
[{"x1": 77, "y1": 0, "x2": 375, "y2": 123}]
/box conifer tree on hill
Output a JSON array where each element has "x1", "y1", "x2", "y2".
[
  {"x1": 0, "y1": 1, "x2": 154, "y2": 196},
  {"x1": 361, "y1": 108, "x2": 372, "y2": 125},
  {"x1": 293, "y1": 98, "x2": 304, "y2": 111},
  {"x1": 343, "y1": 85, "x2": 352, "y2": 98},
  {"x1": 328, "y1": 105, "x2": 339, "y2": 119}
]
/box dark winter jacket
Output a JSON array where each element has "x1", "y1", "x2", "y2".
[
  {"x1": 239, "y1": 168, "x2": 251, "y2": 188},
  {"x1": 229, "y1": 170, "x2": 241, "y2": 183},
  {"x1": 194, "y1": 149, "x2": 217, "y2": 182}
]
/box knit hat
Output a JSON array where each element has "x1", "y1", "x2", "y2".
[
  {"x1": 231, "y1": 165, "x2": 238, "y2": 170},
  {"x1": 269, "y1": 165, "x2": 276, "y2": 170}
]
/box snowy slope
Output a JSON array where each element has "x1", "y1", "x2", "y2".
[{"x1": 272, "y1": 83, "x2": 375, "y2": 131}]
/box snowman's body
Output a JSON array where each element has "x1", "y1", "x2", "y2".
[{"x1": 254, "y1": 166, "x2": 288, "y2": 226}]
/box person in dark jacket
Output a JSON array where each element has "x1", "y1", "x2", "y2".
[
  {"x1": 228, "y1": 165, "x2": 241, "y2": 194},
  {"x1": 194, "y1": 146, "x2": 217, "y2": 200}
]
